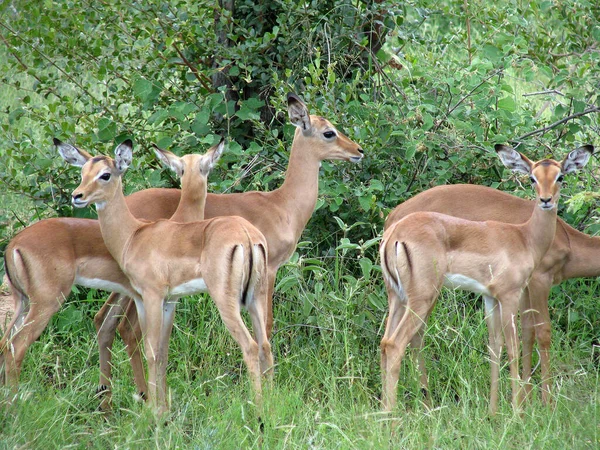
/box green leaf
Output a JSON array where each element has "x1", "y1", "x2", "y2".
[{"x1": 497, "y1": 96, "x2": 516, "y2": 112}]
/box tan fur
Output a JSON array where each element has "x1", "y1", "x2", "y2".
[{"x1": 379, "y1": 146, "x2": 591, "y2": 414}]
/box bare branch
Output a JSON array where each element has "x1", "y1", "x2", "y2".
[
  {"x1": 434, "y1": 69, "x2": 503, "y2": 131},
  {"x1": 515, "y1": 107, "x2": 600, "y2": 141},
  {"x1": 522, "y1": 89, "x2": 566, "y2": 98}
]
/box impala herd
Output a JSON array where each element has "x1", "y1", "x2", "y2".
[{"x1": 0, "y1": 93, "x2": 595, "y2": 417}]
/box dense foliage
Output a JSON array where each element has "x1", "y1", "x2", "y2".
[{"x1": 0, "y1": 1, "x2": 599, "y2": 446}]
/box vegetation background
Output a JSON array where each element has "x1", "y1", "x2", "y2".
[{"x1": 0, "y1": 0, "x2": 598, "y2": 448}]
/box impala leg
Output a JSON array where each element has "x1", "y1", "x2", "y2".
[
  {"x1": 265, "y1": 268, "x2": 277, "y2": 339},
  {"x1": 94, "y1": 292, "x2": 128, "y2": 409},
  {"x1": 500, "y1": 293, "x2": 523, "y2": 412},
  {"x1": 380, "y1": 282, "x2": 405, "y2": 405},
  {"x1": 520, "y1": 287, "x2": 535, "y2": 402},
  {"x1": 156, "y1": 298, "x2": 177, "y2": 412},
  {"x1": 484, "y1": 295, "x2": 504, "y2": 416},
  {"x1": 0, "y1": 289, "x2": 30, "y2": 388},
  {"x1": 246, "y1": 285, "x2": 274, "y2": 383},
  {"x1": 410, "y1": 327, "x2": 430, "y2": 405},
  {"x1": 137, "y1": 294, "x2": 168, "y2": 415},
  {"x1": 5, "y1": 296, "x2": 64, "y2": 389},
  {"x1": 116, "y1": 298, "x2": 148, "y2": 400},
  {"x1": 212, "y1": 291, "x2": 262, "y2": 406},
  {"x1": 381, "y1": 291, "x2": 435, "y2": 412},
  {"x1": 526, "y1": 274, "x2": 553, "y2": 405}
]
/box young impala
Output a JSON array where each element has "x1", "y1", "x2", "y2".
[
  {"x1": 59, "y1": 139, "x2": 273, "y2": 415},
  {"x1": 379, "y1": 145, "x2": 592, "y2": 414},
  {"x1": 0, "y1": 141, "x2": 222, "y2": 409}
]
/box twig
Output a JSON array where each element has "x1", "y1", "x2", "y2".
[
  {"x1": 171, "y1": 42, "x2": 213, "y2": 92},
  {"x1": 515, "y1": 107, "x2": 600, "y2": 141},
  {"x1": 434, "y1": 69, "x2": 503, "y2": 131},
  {"x1": 523, "y1": 89, "x2": 566, "y2": 98}
]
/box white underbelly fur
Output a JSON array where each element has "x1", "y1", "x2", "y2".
[
  {"x1": 443, "y1": 273, "x2": 492, "y2": 296},
  {"x1": 170, "y1": 278, "x2": 208, "y2": 297},
  {"x1": 74, "y1": 276, "x2": 132, "y2": 296}
]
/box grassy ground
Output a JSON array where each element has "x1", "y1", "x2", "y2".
[{"x1": 0, "y1": 267, "x2": 597, "y2": 449}]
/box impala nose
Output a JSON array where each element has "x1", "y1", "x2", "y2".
[{"x1": 540, "y1": 197, "x2": 553, "y2": 208}]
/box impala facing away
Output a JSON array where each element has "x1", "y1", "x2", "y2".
[
  {"x1": 380, "y1": 145, "x2": 592, "y2": 414},
  {"x1": 385, "y1": 146, "x2": 596, "y2": 406},
  {"x1": 91, "y1": 92, "x2": 364, "y2": 399},
  {"x1": 59, "y1": 139, "x2": 273, "y2": 415}
]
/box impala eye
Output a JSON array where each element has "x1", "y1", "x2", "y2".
[
  {"x1": 529, "y1": 176, "x2": 536, "y2": 184},
  {"x1": 100, "y1": 173, "x2": 111, "y2": 181},
  {"x1": 323, "y1": 131, "x2": 336, "y2": 139},
  {"x1": 557, "y1": 174, "x2": 564, "y2": 183}
]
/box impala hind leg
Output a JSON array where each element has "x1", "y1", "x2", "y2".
[
  {"x1": 484, "y1": 295, "x2": 504, "y2": 415},
  {"x1": 265, "y1": 269, "x2": 277, "y2": 339},
  {"x1": 4, "y1": 293, "x2": 66, "y2": 389},
  {"x1": 212, "y1": 291, "x2": 262, "y2": 405},
  {"x1": 380, "y1": 283, "x2": 405, "y2": 404},
  {"x1": 0, "y1": 288, "x2": 30, "y2": 387},
  {"x1": 381, "y1": 289, "x2": 436, "y2": 412},
  {"x1": 247, "y1": 295, "x2": 274, "y2": 383}
]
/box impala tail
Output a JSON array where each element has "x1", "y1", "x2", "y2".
[{"x1": 380, "y1": 232, "x2": 413, "y2": 300}]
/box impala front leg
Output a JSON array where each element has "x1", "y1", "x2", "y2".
[
  {"x1": 500, "y1": 292, "x2": 524, "y2": 412},
  {"x1": 94, "y1": 292, "x2": 130, "y2": 409},
  {"x1": 524, "y1": 273, "x2": 553, "y2": 405},
  {"x1": 116, "y1": 299, "x2": 148, "y2": 401},
  {"x1": 484, "y1": 295, "x2": 504, "y2": 416}
]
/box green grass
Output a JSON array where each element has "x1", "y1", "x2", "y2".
[{"x1": 0, "y1": 264, "x2": 598, "y2": 449}]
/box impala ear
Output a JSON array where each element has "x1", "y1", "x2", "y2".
[
  {"x1": 54, "y1": 138, "x2": 92, "y2": 167},
  {"x1": 199, "y1": 138, "x2": 226, "y2": 175},
  {"x1": 495, "y1": 144, "x2": 533, "y2": 175},
  {"x1": 287, "y1": 92, "x2": 312, "y2": 135},
  {"x1": 114, "y1": 139, "x2": 133, "y2": 174},
  {"x1": 153, "y1": 144, "x2": 185, "y2": 177},
  {"x1": 562, "y1": 145, "x2": 594, "y2": 174}
]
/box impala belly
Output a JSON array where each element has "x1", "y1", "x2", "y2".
[
  {"x1": 443, "y1": 273, "x2": 492, "y2": 296},
  {"x1": 170, "y1": 278, "x2": 208, "y2": 297},
  {"x1": 74, "y1": 276, "x2": 132, "y2": 296}
]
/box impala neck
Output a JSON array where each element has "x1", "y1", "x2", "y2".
[
  {"x1": 521, "y1": 202, "x2": 558, "y2": 265},
  {"x1": 170, "y1": 174, "x2": 206, "y2": 223},
  {"x1": 96, "y1": 178, "x2": 142, "y2": 265},
  {"x1": 277, "y1": 138, "x2": 322, "y2": 232}
]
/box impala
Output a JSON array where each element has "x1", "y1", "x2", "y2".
[
  {"x1": 92, "y1": 92, "x2": 364, "y2": 397},
  {"x1": 0, "y1": 141, "x2": 222, "y2": 408},
  {"x1": 58, "y1": 139, "x2": 273, "y2": 414},
  {"x1": 379, "y1": 145, "x2": 592, "y2": 414},
  {"x1": 384, "y1": 146, "x2": 597, "y2": 405}
]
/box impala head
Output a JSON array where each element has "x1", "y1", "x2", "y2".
[
  {"x1": 55, "y1": 138, "x2": 133, "y2": 209},
  {"x1": 153, "y1": 139, "x2": 225, "y2": 182},
  {"x1": 287, "y1": 92, "x2": 364, "y2": 163},
  {"x1": 496, "y1": 144, "x2": 593, "y2": 211}
]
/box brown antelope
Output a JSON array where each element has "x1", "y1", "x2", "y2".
[
  {"x1": 384, "y1": 146, "x2": 596, "y2": 406},
  {"x1": 0, "y1": 140, "x2": 223, "y2": 408},
  {"x1": 58, "y1": 139, "x2": 273, "y2": 415},
  {"x1": 0, "y1": 93, "x2": 362, "y2": 407},
  {"x1": 379, "y1": 145, "x2": 592, "y2": 414},
  {"x1": 92, "y1": 92, "x2": 364, "y2": 398}
]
